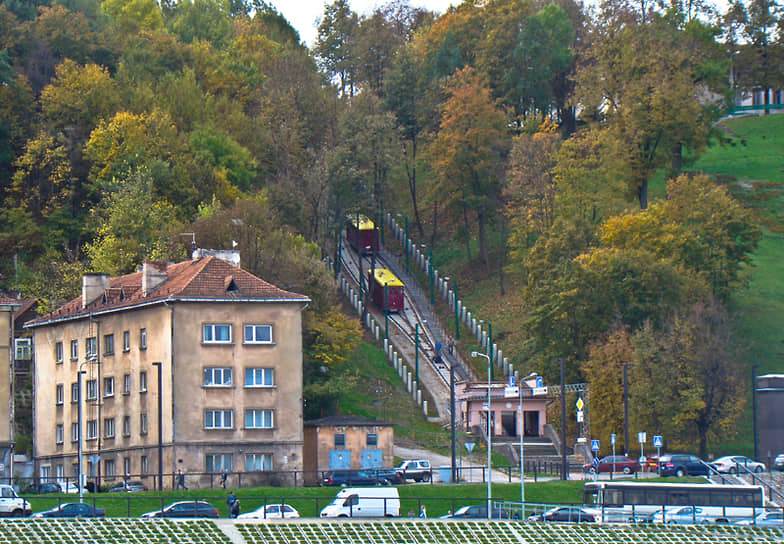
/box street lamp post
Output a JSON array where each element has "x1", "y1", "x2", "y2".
[
  {"x1": 518, "y1": 372, "x2": 538, "y2": 507},
  {"x1": 77, "y1": 361, "x2": 88, "y2": 503},
  {"x1": 450, "y1": 357, "x2": 456, "y2": 484},
  {"x1": 623, "y1": 363, "x2": 635, "y2": 456},
  {"x1": 471, "y1": 351, "x2": 492, "y2": 519}
]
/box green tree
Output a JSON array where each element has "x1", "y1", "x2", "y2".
[
  {"x1": 100, "y1": 0, "x2": 163, "y2": 32},
  {"x1": 429, "y1": 66, "x2": 508, "y2": 264},
  {"x1": 315, "y1": 0, "x2": 359, "y2": 96}
]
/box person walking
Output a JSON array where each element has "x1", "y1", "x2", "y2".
[
  {"x1": 176, "y1": 469, "x2": 187, "y2": 490},
  {"x1": 227, "y1": 491, "x2": 237, "y2": 518},
  {"x1": 447, "y1": 336, "x2": 455, "y2": 356},
  {"x1": 231, "y1": 499, "x2": 241, "y2": 519},
  {"x1": 419, "y1": 505, "x2": 427, "y2": 518},
  {"x1": 220, "y1": 470, "x2": 228, "y2": 489}
]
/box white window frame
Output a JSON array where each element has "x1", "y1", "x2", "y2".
[
  {"x1": 123, "y1": 457, "x2": 131, "y2": 477},
  {"x1": 140, "y1": 455, "x2": 148, "y2": 475},
  {"x1": 103, "y1": 376, "x2": 114, "y2": 397},
  {"x1": 55, "y1": 342, "x2": 63, "y2": 363},
  {"x1": 103, "y1": 333, "x2": 114, "y2": 355},
  {"x1": 55, "y1": 424, "x2": 64, "y2": 444},
  {"x1": 104, "y1": 459, "x2": 115, "y2": 477},
  {"x1": 203, "y1": 323, "x2": 232, "y2": 344},
  {"x1": 86, "y1": 379, "x2": 97, "y2": 401},
  {"x1": 245, "y1": 453, "x2": 272, "y2": 472},
  {"x1": 139, "y1": 371, "x2": 147, "y2": 393},
  {"x1": 15, "y1": 338, "x2": 32, "y2": 360},
  {"x1": 123, "y1": 416, "x2": 131, "y2": 437},
  {"x1": 140, "y1": 413, "x2": 148, "y2": 435},
  {"x1": 245, "y1": 368, "x2": 274, "y2": 387},
  {"x1": 70, "y1": 340, "x2": 78, "y2": 361},
  {"x1": 139, "y1": 328, "x2": 147, "y2": 349},
  {"x1": 203, "y1": 367, "x2": 233, "y2": 387},
  {"x1": 86, "y1": 337, "x2": 97, "y2": 360},
  {"x1": 122, "y1": 331, "x2": 130, "y2": 352},
  {"x1": 71, "y1": 383, "x2": 79, "y2": 403},
  {"x1": 71, "y1": 423, "x2": 79, "y2": 443},
  {"x1": 86, "y1": 420, "x2": 97, "y2": 440},
  {"x1": 243, "y1": 324, "x2": 273, "y2": 344},
  {"x1": 56, "y1": 384, "x2": 64, "y2": 405},
  {"x1": 104, "y1": 417, "x2": 115, "y2": 438},
  {"x1": 204, "y1": 409, "x2": 233, "y2": 429},
  {"x1": 245, "y1": 409, "x2": 274, "y2": 429},
  {"x1": 206, "y1": 454, "x2": 232, "y2": 472},
  {"x1": 123, "y1": 373, "x2": 131, "y2": 395}
]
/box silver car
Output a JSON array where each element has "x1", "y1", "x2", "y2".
[{"x1": 734, "y1": 511, "x2": 783, "y2": 527}]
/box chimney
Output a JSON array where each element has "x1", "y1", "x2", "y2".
[
  {"x1": 142, "y1": 262, "x2": 168, "y2": 296},
  {"x1": 82, "y1": 273, "x2": 110, "y2": 309}
]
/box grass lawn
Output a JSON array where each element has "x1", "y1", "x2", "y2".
[{"x1": 22, "y1": 479, "x2": 589, "y2": 519}]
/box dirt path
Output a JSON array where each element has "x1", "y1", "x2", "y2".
[{"x1": 394, "y1": 444, "x2": 518, "y2": 483}]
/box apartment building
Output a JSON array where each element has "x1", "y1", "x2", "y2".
[
  {"x1": 0, "y1": 295, "x2": 19, "y2": 481},
  {"x1": 25, "y1": 255, "x2": 309, "y2": 489}
]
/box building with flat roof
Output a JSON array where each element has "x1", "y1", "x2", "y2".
[{"x1": 26, "y1": 255, "x2": 309, "y2": 489}]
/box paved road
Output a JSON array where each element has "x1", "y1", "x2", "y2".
[{"x1": 395, "y1": 444, "x2": 520, "y2": 483}]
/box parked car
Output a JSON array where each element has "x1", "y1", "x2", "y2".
[
  {"x1": 32, "y1": 503, "x2": 105, "y2": 518},
  {"x1": 22, "y1": 482, "x2": 61, "y2": 495},
  {"x1": 236, "y1": 503, "x2": 300, "y2": 520},
  {"x1": 528, "y1": 506, "x2": 595, "y2": 523},
  {"x1": 141, "y1": 501, "x2": 219, "y2": 518},
  {"x1": 370, "y1": 468, "x2": 404, "y2": 485},
  {"x1": 394, "y1": 459, "x2": 432, "y2": 482},
  {"x1": 108, "y1": 480, "x2": 148, "y2": 492},
  {"x1": 658, "y1": 454, "x2": 711, "y2": 477},
  {"x1": 583, "y1": 455, "x2": 640, "y2": 474},
  {"x1": 734, "y1": 510, "x2": 783, "y2": 527},
  {"x1": 321, "y1": 470, "x2": 387, "y2": 487},
  {"x1": 773, "y1": 453, "x2": 784, "y2": 472},
  {"x1": 440, "y1": 504, "x2": 509, "y2": 519},
  {"x1": 711, "y1": 456, "x2": 765, "y2": 474},
  {"x1": 644, "y1": 455, "x2": 659, "y2": 472}
]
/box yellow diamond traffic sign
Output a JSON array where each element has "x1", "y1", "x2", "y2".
[{"x1": 576, "y1": 397, "x2": 584, "y2": 411}]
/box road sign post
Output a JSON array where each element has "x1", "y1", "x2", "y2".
[
  {"x1": 653, "y1": 435, "x2": 663, "y2": 474},
  {"x1": 611, "y1": 434, "x2": 616, "y2": 476}
]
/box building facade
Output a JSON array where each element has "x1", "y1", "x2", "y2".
[
  {"x1": 0, "y1": 296, "x2": 19, "y2": 481},
  {"x1": 303, "y1": 416, "x2": 394, "y2": 486},
  {"x1": 26, "y1": 256, "x2": 309, "y2": 489},
  {"x1": 457, "y1": 377, "x2": 548, "y2": 439}
]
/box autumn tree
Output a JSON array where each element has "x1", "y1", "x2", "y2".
[
  {"x1": 315, "y1": 0, "x2": 359, "y2": 96},
  {"x1": 576, "y1": 16, "x2": 727, "y2": 208},
  {"x1": 429, "y1": 66, "x2": 508, "y2": 264},
  {"x1": 600, "y1": 173, "x2": 761, "y2": 299},
  {"x1": 630, "y1": 300, "x2": 747, "y2": 457}
]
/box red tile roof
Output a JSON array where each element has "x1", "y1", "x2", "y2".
[
  {"x1": 0, "y1": 296, "x2": 19, "y2": 305},
  {"x1": 26, "y1": 256, "x2": 309, "y2": 327}
]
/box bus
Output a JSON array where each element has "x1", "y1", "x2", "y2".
[{"x1": 583, "y1": 481, "x2": 766, "y2": 524}]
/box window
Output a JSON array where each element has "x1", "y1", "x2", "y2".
[
  {"x1": 123, "y1": 416, "x2": 131, "y2": 436},
  {"x1": 123, "y1": 331, "x2": 130, "y2": 352},
  {"x1": 55, "y1": 342, "x2": 63, "y2": 363},
  {"x1": 204, "y1": 410, "x2": 233, "y2": 429},
  {"x1": 103, "y1": 334, "x2": 114, "y2": 355},
  {"x1": 366, "y1": 433, "x2": 378, "y2": 447},
  {"x1": 140, "y1": 456, "x2": 148, "y2": 475},
  {"x1": 55, "y1": 464, "x2": 64, "y2": 480},
  {"x1": 71, "y1": 383, "x2": 79, "y2": 403},
  {"x1": 139, "y1": 328, "x2": 147, "y2": 349},
  {"x1": 203, "y1": 367, "x2": 232, "y2": 386},
  {"x1": 55, "y1": 424, "x2": 64, "y2": 444},
  {"x1": 243, "y1": 324, "x2": 272, "y2": 344},
  {"x1": 139, "y1": 371, "x2": 147, "y2": 393},
  {"x1": 140, "y1": 413, "x2": 148, "y2": 435},
  {"x1": 14, "y1": 338, "x2": 32, "y2": 360},
  {"x1": 86, "y1": 420, "x2": 97, "y2": 440},
  {"x1": 123, "y1": 374, "x2": 131, "y2": 395},
  {"x1": 104, "y1": 459, "x2": 115, "y2": 477},
  {"x1": 103, "y1": 377, "x2": 114, "y2": 397},
  {"x1": 334, "y1": 434, "x2": 346, "y2": 448},
  {"x1": 206, "y1": 454, "x2": 232, "y2": 472},
  {"x1": 245, "y1": 368, "x2": 274, "y2": 387},
  {"x1": 123, "y1": 457, "x2": 131, "y2": 477},
  {"x1": 86, "y1": 379, "x2": 97, "y2": 401},
  {"x1": 245, "y1": 409, "x2": 274, "y2": 429},
  {"x1": 86, "y1": 337, "x2": 97, "y2": 359},
  {"x1": 56, "y1": 384, "x2": 64, "y2": 405},
  {"x1": 71, "y1": 423, "x2": 79, "y2": 443},
  {"x1": 246, "y1": 453, "x2": 272, "y2": 472},
  {"x1": 104, "y1": 418, "x2": 115, "y2": 438},
  {"x1": 70, "y1": 340, "x2": 78, "y2": 361},
  {"x1": 203, "y1": 324, "x2": 231, "y2": 343}
]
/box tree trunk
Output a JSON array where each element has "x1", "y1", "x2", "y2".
[
  {"x1": 431, "y1": 200, "x2": 438, "y2": 255},
  {"x1": 671, "y1": 143, "x2": 682, "y2": 176},
  {"x1": 403, "y1": 139, "x2": 425, "y2": 238},
  {"x1": 462, "y1": 202, "x2": 471, "y2": 262},
  {"x1": 638, "y1": 178, "x2": 649, "y2": 210},
  {"x1": 498, "y1": 216, "x2": 506, "y2": 296},
  {"x1": 477, "y1": 206, "x2": 488, "y2": 266}
]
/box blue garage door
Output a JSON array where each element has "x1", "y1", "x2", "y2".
[
  {"x1": 361, "y1": 449, "x2": 383, "y2": 469},
  {"x1": 329, "y1": 450, "x2": 351, "y2": 470}
]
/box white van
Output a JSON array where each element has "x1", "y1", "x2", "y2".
[
  {"x1": 0, "y1": 485, "x2": 30, "y2": 517},
  {"x1": 320, "y1": 487, "x2": 400, "y2": 518}
]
